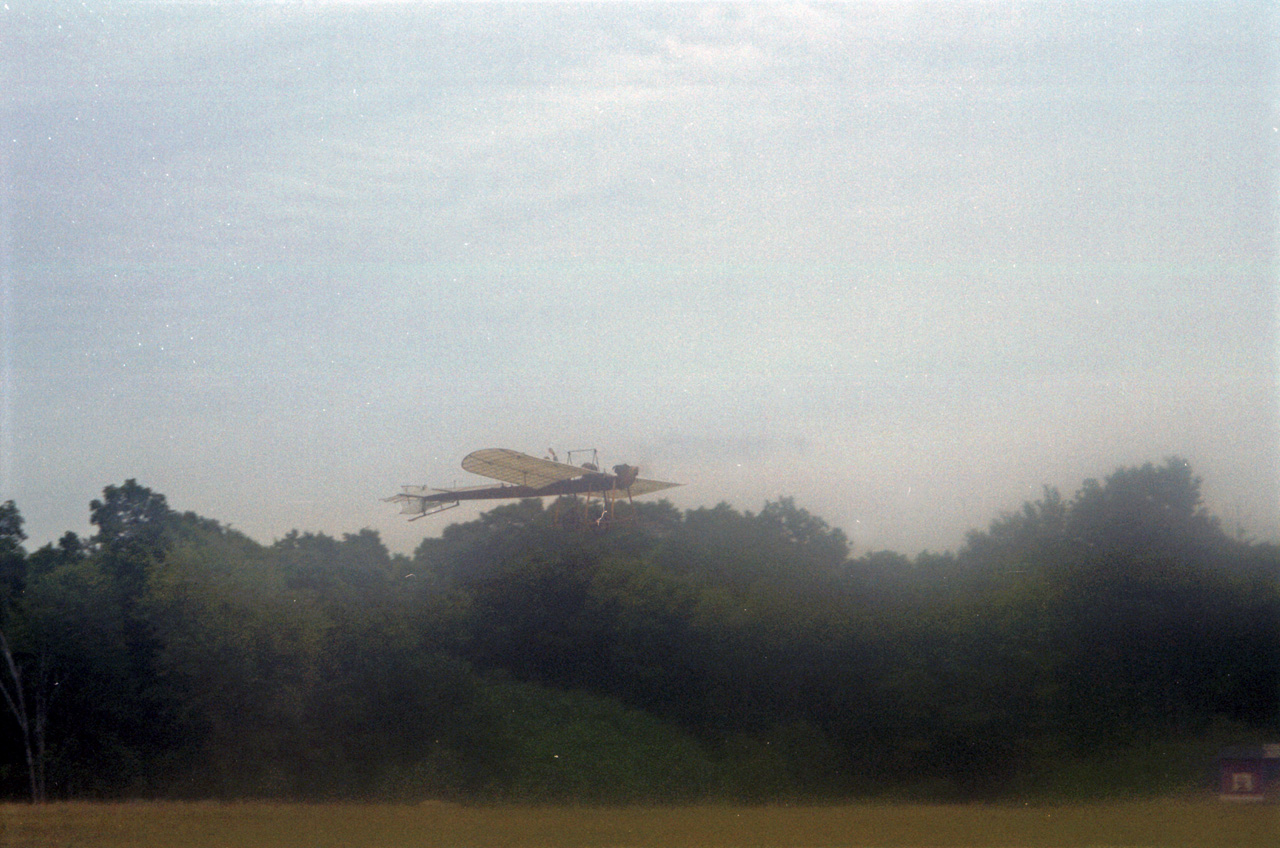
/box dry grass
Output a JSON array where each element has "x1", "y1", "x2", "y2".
[{"x1": 0, "y1": 798, "x2": 1275, "y2": 847}]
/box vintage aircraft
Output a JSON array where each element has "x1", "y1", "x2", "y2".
[{"x1": 385, "y1": 448, "x2": 681, "y2": 523}]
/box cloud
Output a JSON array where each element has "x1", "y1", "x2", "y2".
[
  {"x1": 661, "y1": 36, "x2": 767, "y2": 78},
  {"x1": 6, "y1": 2, "x2": 1275, "y2": 557}
]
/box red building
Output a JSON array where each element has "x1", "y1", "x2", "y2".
[{"x1": 1217, "y1": 745, "x2": 1280, "y2": 802}]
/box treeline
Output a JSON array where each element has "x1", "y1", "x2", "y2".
[{"x1": 0, "y1": 458, "x2": 1275, "y2": 802}]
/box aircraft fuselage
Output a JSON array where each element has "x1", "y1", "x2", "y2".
[{"x1": 422, "y1": 471, "x2": 627, "y2": 503}]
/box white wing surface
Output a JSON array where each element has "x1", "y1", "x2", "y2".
[
  {"x1": 461, "y1": 448, "x2": 587, "y2": 489},
  {"x1": 625, "y1": 477, "x2": 681, "y2": 497}
]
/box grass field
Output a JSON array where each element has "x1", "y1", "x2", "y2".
[{"x1": 0, "y1": 798, "x2": 1275, "y2": 848}]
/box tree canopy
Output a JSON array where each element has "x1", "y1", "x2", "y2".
[{"x1": 0, "y1": 459, "x2": 1274, "y2": 802}]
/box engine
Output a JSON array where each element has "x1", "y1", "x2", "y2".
[{"x1": 612, "y1": 464, "x2": 640, "y2": 489}]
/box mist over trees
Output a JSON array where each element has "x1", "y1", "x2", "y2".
[{"x1": 0, "y1": 458, "x2": 1275, "y2": 802}]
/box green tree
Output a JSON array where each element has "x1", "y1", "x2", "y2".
[
  {"x1": 465, "y1": 547, "x2": 615, "y2": 689},
  {"x1": 0, "y1": 500, "x2": 45, "y2": 801},
  {"x1": 88, "y1": 480, "x2": 172, "y2": 676},
  {"x1": 146, "y1": 516, "x2": 315, "y2": 796},
  {"x1": 25, "y1": 533, "x2": 85, "y2": 579},
  {"x1": 758, "y1": 496, "x2": 850, "y2": 570},
  {"x1": 90, "y1": 480, "x2": 170, "y2": 555},
  {"x1": 0, "y1": 501, "x2": 27, "y2": 600},
  {"x1": 1067, "y1": 457, "x2": 1225, "y2": 564},
  {"x1": 1, "y1": 530, "x2": 86, "y2": 801},
  {"x1": 15, "y1": 550, "x2": 141, "y2": 796}
]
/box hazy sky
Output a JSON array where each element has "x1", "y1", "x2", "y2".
[{"x1": 3, "y1": 2, "x2": 1277, "y2": 556}]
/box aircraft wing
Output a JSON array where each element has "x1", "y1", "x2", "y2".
[
  {"x1": 625, "y1": 477, "x2": 681, "y2": 497},
  {"x1": 461, "y1": 448, "x2": 588, "y2": 489},
  {"x1": 581, "y1": 476, "x2": 681, "y2": 499}
]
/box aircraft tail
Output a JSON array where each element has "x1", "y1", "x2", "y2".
[{"x1": 383, "y1": 487, "x2": 459, "y2": 519}]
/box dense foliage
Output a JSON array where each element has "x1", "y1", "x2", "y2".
[{"x1": 0, "y1": 458, "x2": 1275, "y2": 801}]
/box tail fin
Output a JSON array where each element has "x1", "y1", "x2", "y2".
[{"x1": 383, "y1": 487, "x2": 459, "y2": 519}]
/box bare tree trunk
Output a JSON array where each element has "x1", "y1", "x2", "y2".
[
  {"x1": 0, "y1": 628, "x2": 41, "y2": 802},
  {"x1": 33, "y1": 649, "x2": 49, "y2": 801}
]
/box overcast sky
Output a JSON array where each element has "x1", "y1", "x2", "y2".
[{"x1": 3, "y1": 1, "x2": 1277, "y2": 556}]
